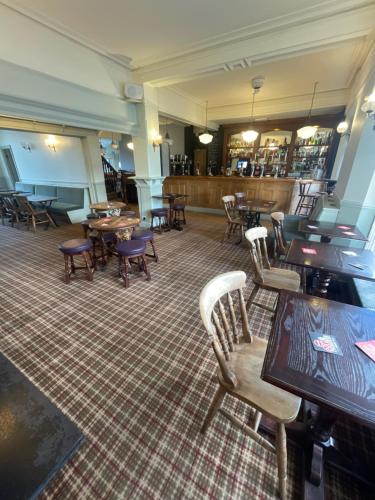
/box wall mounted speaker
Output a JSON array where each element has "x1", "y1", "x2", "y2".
[{"x1": 124, "y1": 83, "x2": 144, "y2": 102}]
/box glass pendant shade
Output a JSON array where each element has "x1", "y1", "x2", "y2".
[
  {"x1": 337, "y1": 121, "x2": 349, "y2": 134},
  {"x1": 242, "y1": 129, "x2": 259, "y2": 143},
  {"x1": 164, "y1": 132, "x2": 174, "y2": 146},
  {"x1": 199, "y1": 132, "x2": 213, "y2": 144},
  {"x1": 297, "y1": 125, "x2": 317, "y2": 140}
]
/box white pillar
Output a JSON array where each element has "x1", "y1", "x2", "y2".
[{"x1": 132, "y1": 84, "x2": 164, "y2": 225}]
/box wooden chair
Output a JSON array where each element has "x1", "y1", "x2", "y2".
[
  {"x1": 16, "y1": 196, "x2": 56, "y2": 232},
  {"x1": 222, "y1": 195, "x2": 246, "y2": 242},
  {"x1": 245, "y1": 227, "x2": 300, "y2": 312},
  {"x1": 200, "y1": 270, "x2": 301, "y2": 499},
  {"x1": 294, "y1": 180, "x2": 317, "y2": 216}
]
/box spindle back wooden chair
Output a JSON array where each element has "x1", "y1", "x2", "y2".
[
  {"x1": 1, "y1": 195, "x2": 22, "y2": 228},
  {"x1": 16, "y1": 196, "x2": 56, "y2": 232},
  {"x1": 245, "y1": 227, "x2": 301, "y2": 312},
  {"x1": 222, "y1": 195, "x2": 245, "y2": 242},
  {"x1": 271, "y1": 212, "x2": 289, "y2": 258},
  {"x1": 200, "y1": 271, "x2": 301, "y2": 499}
]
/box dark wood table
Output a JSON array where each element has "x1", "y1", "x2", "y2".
[
  {"x1": 236, "y1": 199, "x2": 277, "y2": 228},
  {"x1": 152, "y1": 193, "x2": 188, "y2": 230},
  {"x1": 285, "y1": 238, "x2": 375, "y2": 296},
  {"x1": 262, "y1": 290, "x2": 375, "y2": 499},
  {"x1": 298, "y1": 219, "x2": 367, "y2": 243},
  {"x1": 0, "y1": 352, "x2": 84, "y2": 499}
]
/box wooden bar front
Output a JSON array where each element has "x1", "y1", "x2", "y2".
[{"x1": 163, "y1": 176, "x2": 297, "y2": 213}]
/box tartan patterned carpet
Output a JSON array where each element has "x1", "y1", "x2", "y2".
[{"x1": 0, "y1": 213, "x2": 373, "y2": 500}]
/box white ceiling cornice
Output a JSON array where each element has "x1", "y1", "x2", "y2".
[
  {"x1": 208, "y1": 89, "x2": 349, "y2": 122},
  {"x1": 134, "y1": 2, "x2": 375, "y2": 86},
  {"x1": 0, "y1": 0, "x2": 133, "y2": 70}
]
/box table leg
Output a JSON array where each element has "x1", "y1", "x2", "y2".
[
  {"x1": 245, "y1": 212, "x2": 256, "y2": 229},
  {"x1": 255, "y1": 210, "x2": 261, "y2": 227},
  {"x1": 320, "y1": 235, "x2": 332, "y2": 243},
  {"x1": 315, "y1": 270, "x2": 334, "y2": 297},
  {"x1": 115, "y1": 228, "x2": 133, "y2": 241}
]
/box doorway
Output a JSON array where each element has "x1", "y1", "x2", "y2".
[{"x1": 0, "y1": 147, "x2": 19, "y2": 188}]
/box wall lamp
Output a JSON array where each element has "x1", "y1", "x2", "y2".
[
  {"x1": 21, "y1": 142, "x2": 32, "y2": 152},
  {"x1": 45, "y1": 134, "x2": 57, "y2": 152},
  {"x1": 152, "y1": 134, "x2": 163, "y2": 151},
  {"x1": 361, "y1": 91, "x2": 375, "y2": 127},
  {"x1": 336, "y1": 120, "x2": 350, "y2": 136}
]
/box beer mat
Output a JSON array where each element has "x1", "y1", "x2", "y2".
[
  {"x1": 342, "y1": 231, "x2": 356, "y2": 236},
  {"x1": 301, "y1": 247, "x2": 317, "y2": 255},
  {"x1": 306, "y1": 225, "x2": 318, "y2": 229},
  {"x1": 355, "y1": 340, "x2": 375, "y2": 362},
  {"x1": 337, "y1": 225, "x2": 351, "y2": 229},
  {"x1": 309, "y1": 333, "x2": 343, "y2": 355},
  {"x1": 347, "y1": 262, "x2": 367, "y2": 270},
  {"x1": 342, "y1": 250, "x2": 358, "y2": 256}
]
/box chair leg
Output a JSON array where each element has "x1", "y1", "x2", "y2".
[
  {"x1": 201, "y1": 386, "x2": 226, "y2": 434},
  {"x1": 122, "y1": 257, "x2": 130, "y2": 288},
  {"x1": 31, "y1": 215, "x2": 37, "y2": 233},
  {"x1": 63, "y1": 254, "x2": 71, "y2": 284},
  {"x1": 46, "y1": 212, "x2": 57, "y2": 227},
  {"x1": 246, "y1": 284, "x2": 259, "y2": 311},
  {"x1": 82, "y1": 251, "x2": 94, "y2": 281},
  {"x1": 70, "y1": 255, "x2": 75, "y2": 274},
  {"x1": 149, "y1": 240, "x2": 159, "y2": 262},
  {"x1": 252, "y1": 411, "x2": 262, "y2": 432},
  {"x1": 276, "y1": 423, "x2": 287, "y2": 500},
  {"x1": 142, "y1": 255, "x2": 151, "y2": 281}
]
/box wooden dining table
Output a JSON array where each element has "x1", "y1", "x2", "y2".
[
  {"x1": 236, "y1": 199, "x2": 277, "y2": 228},
  {"x1": 262, "y1": 290, "x2": 375, "y2": 499},
  {"x1": 152, "y1": 193, "x2": 188, "y2": 230},
  {"x1": 90, "y1": 200, "x2": 126, "y2": 215},
  {"x1": 285, "y1": 238, "x2": 375, "y2": 296},
  {"x1": 298, "y1": 219, "x2": 367, "y2": 243}
]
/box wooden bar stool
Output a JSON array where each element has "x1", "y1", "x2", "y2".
[
  {"x1": 131, "y1": 229, "x2": 159, "y2": 262},
  {"x1": 58, "y1": 238, "x2": 95, "y2": 284},
  {"x1": 172, "y1": 203, "x2": 186, "y2": 226},
  {"x1": 115, "y1": 240, "x2": 151, "y2": 288},
  {"x1": 151, "y1": 208, "x2": 169, "y2": 233},
  {"x1": 294, "y1": 181, "x2": 316, "y2": 216}
]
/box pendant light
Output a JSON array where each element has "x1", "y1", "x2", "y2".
[
  {"x1": 111, "y1": 132, "x2": 119, "y2": 150},
  {"x1": 297, "y1": 82, "x2": 319, "y2": 139},
  {"x1": 199, "y1": 101, "x2": 213, "y2": 145},
  {"x1": 164, "y1": 118, "x2": 174, "y2": 146},
  {"x1": 242, "y1": 90, "x2": 259, "y2": 143}
]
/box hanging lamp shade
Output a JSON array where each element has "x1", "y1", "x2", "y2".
[
  {"x1": 242, "y1": 91, "x2": 258, "y2": 143},
  {"x1": 297, "y1": 82, "x2": 319, "y2": 139},
  {"x1": 336, "y1": 121, "x2": 349, "y2": 134},
  {"x1": 127, "y1": 142, "x2": 134, "y2": 150},
  {"x1": 199, "y1": 101, "x2": 213, "y2": 144}
]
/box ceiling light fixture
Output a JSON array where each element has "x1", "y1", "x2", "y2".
[
  {"x1": 164, "y1": 118, "x2": 174, "y2": 146},
  {"x1": 242, "y1": 76, "x2": 265, "y2": 143},
  {"x1": 111, "y1": 133, "x2": 119, "y2": 150},
  {"x1": 297, "y1": 82, "x2": 319, "y2": 140},
  {"x1": 199, "y1": 101, "x2": 213, "y2": 145}
]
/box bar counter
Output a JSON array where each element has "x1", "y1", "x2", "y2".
[{"x1": 163, "y1": 176, "x2": 298, "y2": 213}]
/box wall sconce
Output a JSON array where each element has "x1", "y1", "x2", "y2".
[
  {"x1": 337, "y1": 121, "x2": 350, "y2": 136},
  {"x1": 361, "y1": 91, "x2": 375, "y2": 126},
  {"x1": 21, "y1": 142, "x2": 32, "y2": 152},
  {"x1": 127, "y1": 142, "x2": 134, "y2": 150},
  {"x1": 45, "y1": 134, "x2": 57, "y2": 152},
  {"x1": 152, "y1": 134, "x2": 162, "y2": 151}
]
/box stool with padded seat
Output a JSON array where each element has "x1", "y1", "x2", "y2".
[
  {"x1": 151, "y1": 207, "x2": 169, "y2": 233},
  {"x1": 86, "y1": 212, "x2": 106, "y2": 220},
  {"x1": 116, "y1": 239, "x2": 151, "y2": 288},
  {"x1": 172, "y1": 203, "x2": 186, "y2": 226},
  {"x1": 131, "y1": 229, "x2": 159, "y2": 262},
  {"x1": 58, "y1": 238, "x2": 95, "y2": 284}
]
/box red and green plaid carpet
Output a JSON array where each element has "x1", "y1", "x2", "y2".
[{"x1": 0, "y1": 213, "x2": 373, "y2": 499}]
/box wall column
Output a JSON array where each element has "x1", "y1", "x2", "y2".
[{"x1": 132, "y1": 84, "x2": 164, "y2": 225}]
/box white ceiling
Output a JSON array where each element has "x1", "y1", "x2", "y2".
[
  {"x1": 12, "y1": 0, "x2": 334, "y2": 65},
  {"x1": 176, "y1": 40, "x2": 362, "y2": 107}
]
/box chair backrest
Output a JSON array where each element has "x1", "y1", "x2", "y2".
[
  {"x1": 245, "y1": 227, "x2": 271, "y2": 283},
  {"x1": 271, "y1": 212, "x2": 288, "y2": 257},
  {"x1": 15, "y1": 196, "x2": 35, "y2": 215},
  {"x1": 222, "y1": 195, "x2": 236, "y2": 223},
  {"x1": 200, "y1": 271, "x2": 253, "y2": 388},
  {"x1": 2, "y1": 195, "x2": 18, "y2": 213},
  {"x1": 235, "y1": 192, "x2": 246, "y2": 204}
]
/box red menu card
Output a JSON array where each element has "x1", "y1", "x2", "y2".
[
  {"x1": 301, "y1": 247, "x2": 317, "y2": 255},
  {"x1": 355, "y1": 340, "x2": 375, "y2": 362}
]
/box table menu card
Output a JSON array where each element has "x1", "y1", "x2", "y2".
[{"x1": 355, "y1": 340, "x2": 375, "y2": 362}]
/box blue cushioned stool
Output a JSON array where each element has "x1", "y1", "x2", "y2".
[
  {"x1": 172, "y1": 203, "x2": 186, "y2": 226},
  {"x1": 58, "y1": 238, "x2": 95, "y2": 284},
  {"x1": 115, "y1": 239, "x2": 150, "y2": 288},
  {"x1": 131, "y1": 229, "x2": 159, "y2": 262},
  {"x1": 151, "y1": 208, "x2": 169, "y2": 233}
]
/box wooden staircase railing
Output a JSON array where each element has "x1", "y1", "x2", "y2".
[{"x1": 101, "y1": 155, "x2": 118, "y2": 200}]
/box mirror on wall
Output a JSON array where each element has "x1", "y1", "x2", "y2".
[{"x1": 259, "y1": 130, "x2": 292, "y2": 147}]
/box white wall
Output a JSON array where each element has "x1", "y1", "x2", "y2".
[{"x1": 0, "y1": 130, "x2": 90, "y2": 187}]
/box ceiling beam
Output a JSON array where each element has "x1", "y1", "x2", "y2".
[
  {"x1": 134, "y1": 3, "x2": 375, "y2": 86},
  {"x1": 208, "y1": 89, "x2": 349, "y2": 122}
]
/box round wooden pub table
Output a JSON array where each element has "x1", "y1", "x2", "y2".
[
  {"x1": 90, "y1": 201, "x2": 126, "y2": 216},
  {"x1": 89, "y1": 216, "x2": 140, "y2": 241}
]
